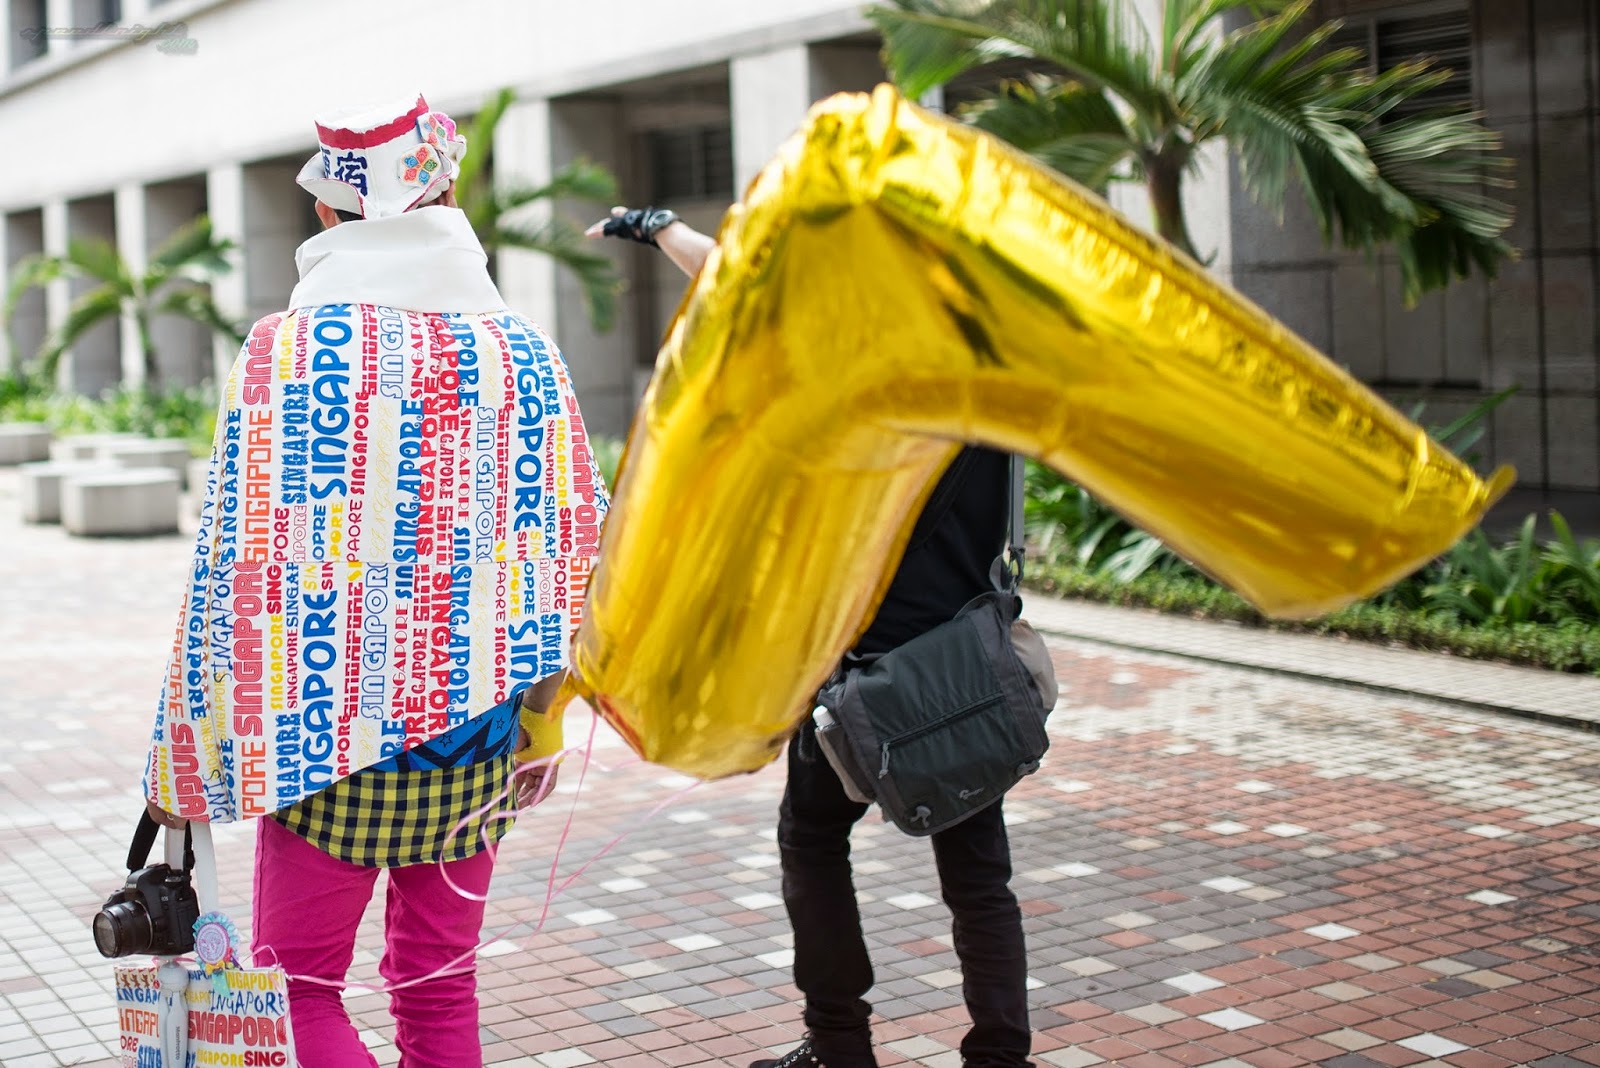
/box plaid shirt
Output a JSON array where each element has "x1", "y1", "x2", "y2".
[
  {"x1": 270, "y1": 691, "x2": 537, "y2": 867},
  {"x1": 270, "y1": 752, "x2": 517, "y2": 867}
]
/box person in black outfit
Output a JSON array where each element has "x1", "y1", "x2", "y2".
[{"x1": 591, "y1": 207, "x2": 1033, "y2": 1068}]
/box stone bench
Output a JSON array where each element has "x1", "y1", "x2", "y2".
[
  {"x1": 60, "y1": 469, "x2": 181, "y2": 537},
  {"x1": 19, "y1": 460, "x2": 121, "y2": 523},
  {"x1": 0, "y1": 423, "x2": 52, "y2": 465},
  {"x1": 50, "y1": 432, "x2": 147, "y2": 462},
  {"x1": 102, "y1": 438, "x2": 194, "y2": 489}
]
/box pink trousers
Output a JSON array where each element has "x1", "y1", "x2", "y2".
[{"x1": 251, "y1": 817, "x2": 496, "y2": 1068}]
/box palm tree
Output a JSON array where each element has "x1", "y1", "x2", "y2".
[
  {"x1": 4, "y1": 216, "x2": 243, "y2": 388},
  {"x1": 868, "y1": 0, "x2": 1516, "y2": 301},
  {"x1": 455, "y1": 87, "x2": 622, "y2": 332}
]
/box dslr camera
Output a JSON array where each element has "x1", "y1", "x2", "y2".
[{"x1": 93, "y1": 812, "x2": 199, "y2": 959}]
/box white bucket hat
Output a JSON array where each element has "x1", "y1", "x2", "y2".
[{"x1": 296, "y1": 93, "x2": 468, "y2": 219}]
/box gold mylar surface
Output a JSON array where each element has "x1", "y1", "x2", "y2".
[{"x1": 559, "y1": 85, "x2": 1513, "y2": 780}]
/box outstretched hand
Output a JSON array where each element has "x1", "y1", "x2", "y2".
[
  {"x1": 585, "y1": 205, "x2": 678, "y2": 246},
  {"x1": 588, "y1": 206, "x2": 717, "y2": 279}
]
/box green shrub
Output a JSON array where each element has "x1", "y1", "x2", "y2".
[
  {"x1": 1544, "y1": 512, "x2": 1600, "y2": 622},
  {"x1": 1031, "y1": 564, "x2": 1600, "y2": 674},
  {"x1": 0, "y1": 378, "x2": 218, "y2": 456},
  {"x1": 1025, "y1": 455, "x2": 1600, "y2": 632},
  {"x1": 0, "y1": 368, "x2": 54, "y2": 422},
  {"x1": 1018, "y1": 389, "x2": 1600, "y2": 634},
  {"x1": 590, "y1": 434, "x2": 625, "y2": 487}
]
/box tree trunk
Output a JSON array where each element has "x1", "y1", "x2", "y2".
[
  {"x1": 136, "y1": 309, "x2": 158, "y2": 391},
  {"x1": 1145, "y1": 150, "x2": 1201, "y2": 263}
]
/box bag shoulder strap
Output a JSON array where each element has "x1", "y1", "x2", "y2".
[
  {"x1": 187, "y1": 821, "x2": 221, "y2": 915},
  {"x1": 990, "y1": 454, "x2": 1025, "y2": 594}
]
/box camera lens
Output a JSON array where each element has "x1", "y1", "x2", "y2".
[{"x1": 94, "y1": 902, "x2": 152, "y2": 958}]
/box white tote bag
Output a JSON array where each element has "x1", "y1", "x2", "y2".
[{"x1": 110, "y1": 821, "x2": 298, "y2": 1066}]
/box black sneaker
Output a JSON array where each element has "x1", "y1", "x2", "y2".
[
  {"x1": 750, "y1": 1036, "x2": 877, "y2": 1068},
  {"x1": 750, "y1": 1040, "x2": 821, "y2": 1068}
]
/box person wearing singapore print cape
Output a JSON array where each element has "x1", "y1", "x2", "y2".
[{"x1": 141, "y1": 93, "x2": 609, "y2": 1067}]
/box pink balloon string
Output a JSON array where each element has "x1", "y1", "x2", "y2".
[{"x1": 252, "y1": 711, "x2": 704, "y2": 993}]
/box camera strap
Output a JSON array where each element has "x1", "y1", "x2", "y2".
[
  {"x1": 128, "y1": 811, "x2": 194, "y2": 874},
  {"x1": 127, "y1": 813, "x2": 222, "y2": 917}
]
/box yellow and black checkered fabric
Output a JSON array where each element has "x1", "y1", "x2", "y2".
[{"x1": 270, "y1": 753, "x2": 518, "y2": 868}]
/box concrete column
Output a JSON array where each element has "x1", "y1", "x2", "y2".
[
  {"x1": 240, "y1": 160, "x2": 309, "y2": 325},
  {"x1": 206, "y1": 162, "x2": 247, "y2": 384},
  {"x1": 64, "y1": 195, "x2": 121, "y2": 395},
  {"x1": 730, "y1": 45, "x2": 812, "y2": 193},
  {"x1": 1184, "y1": 141, "x2": 1233, "y2": 284},
  {"x1": 546, "y1": 96, "x2": 641, "y2": 439},
  {"x1": 45, "y1": 0, "x2": 71, "y2": 56},
  {"x1": 807, "y1": 41, "x2": 885, "y2": 100},
  {"x1": 144, "y1": 178, "x2": 210, "y2": 388},
  {"x1": 8, "y1": 0, "x2": 46, "y2": 69},
  {"x1": 730, "y1": 40, "x2": 885, "y2": 203},
  {"x1": 0, "y1": 218, "x2": 7, "y2": 372},
  {"x1": 493, "y1": 97, "x2": 558, "y2": 333},
  {"x1": 41, "y1": 200, "x2": 70, "y2": 389},
  {"x1": 113, "y1": 183, "x2": 147, "y2": 390},
  {"x1": 5, "y1": 211, "x2": 47, "y2": 376}
]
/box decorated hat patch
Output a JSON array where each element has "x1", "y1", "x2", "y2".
[{"x1": 399, "y1": 143, "x2": 441, "y2": 187}]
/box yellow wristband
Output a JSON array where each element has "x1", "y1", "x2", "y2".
[{"x1": 516, "y1": 699, "x2": 565, "y2": 763}]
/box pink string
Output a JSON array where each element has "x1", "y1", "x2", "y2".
[{"x1": 256, "y1": 712, "x2": 703, "y2": 995}]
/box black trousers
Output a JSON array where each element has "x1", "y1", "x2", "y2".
[{"x1": 777, "y1": 721, "x2": 1033, "y2": 1068}]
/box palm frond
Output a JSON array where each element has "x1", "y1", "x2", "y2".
[
  {"x1": 870, "y1": 0, "x2": 1163, "y2": 124},
  {"x1": 452, "y1": 85, "x2": 623, "y2": 332},
  {"x1": 456, "y1": 86, "x2": 514, "y2": 203},
  {"x1": 1162, "y1": 0, "x2": 1290, "y2": 76},
  {"x1": 1427, "y1": 384, "x2": 1517, "y2": 455},
  {"x1": 963, "y1": 76, "x2": 1139, "y2": 192},
  {"x1": 496, "y1": 158, "x2": 619, "y2": 212},
  {"x1": 65, "y1": 237, "x2": 133, "y2": 293},
  {"x1": 33, "y1": 285, "x2": 124, "y2": 381},
  {"x1": 3, "y1": 253, "x2": 65, "y2": 325},
  {"x1": 869, "y1": 0, "x2": 1013, "y2": 100},
  {"x1": 495, "y1": 218, "x2": 621, "y2": 332},
  {"x1": 1175, "y1": 1, "x2": 1513, "y2": 298},
  {"x1": 1364, "y1": 110, "x2": 1517, "y2": 297},
  {"x1": 154, "y1": 287, "x2": 246, "y2": 346},
  {"x1": 148, "y1": 216, "x2": 236, "y2": 276}
]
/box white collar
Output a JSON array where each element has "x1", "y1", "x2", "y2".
[{"x1": 288, "y1": 207, "x2": 508, "y2": 314}]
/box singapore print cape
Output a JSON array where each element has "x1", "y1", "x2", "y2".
[{"x1": 144, "y1": 294, "x2": 608, "y2": 823}]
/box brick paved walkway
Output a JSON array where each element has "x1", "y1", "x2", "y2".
[{"x1": 2, "y1": 468, "x2": 1599, "y2": 1068}]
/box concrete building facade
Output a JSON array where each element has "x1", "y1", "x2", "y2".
[{"x1": 1, "y1": 0, "x2": 1594, "y2": 518}]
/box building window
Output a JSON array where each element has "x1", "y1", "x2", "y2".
[
  {"x1": 12, "y1": 0, "x2": 47, "y2": 65},
  {"x1": 69, "y1": 0, "x2": 120, "y2": 30},
  {"x1": 1329, "y1": 4, "x2": 1473, "y2": 123},
  {"x1": 647, "y1": 125, "x2": 733, "y2": 203}
]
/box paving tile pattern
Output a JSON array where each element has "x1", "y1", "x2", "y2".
[{"x1": 2, "y1": 469, "x2": 1599, "y2": 1068}]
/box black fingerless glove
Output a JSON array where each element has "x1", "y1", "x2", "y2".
[{"x1": 600, "y1": 207, "x2": 680, "y2": 247}]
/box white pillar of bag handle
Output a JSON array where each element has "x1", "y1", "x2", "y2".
[
  {"x1": 165, "y1": 821, "x2": 222, "y2": 914},
  {"x1": 155, "y1": 822, "x2": 221, "y2": 1066}
]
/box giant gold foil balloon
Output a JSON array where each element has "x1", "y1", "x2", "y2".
[{"x1": 559, "y1": 84, "x2": 1513, "y2": 780}]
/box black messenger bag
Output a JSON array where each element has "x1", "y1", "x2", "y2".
[{"x1": 809, "y1": 456, "x2": 1059, "y2": 836}]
